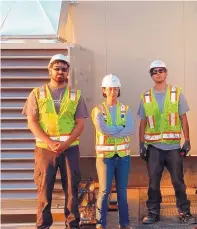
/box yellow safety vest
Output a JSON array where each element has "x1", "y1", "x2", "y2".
[
  {"x1": 92, "y1": 101, "x2": 131, "y2": 158},
  {"x1": 33, "y1": 84, "x2": 81, "y2": 149},
  {"x1": 141, "y1": 85, "x2": 182, "y2": 145}
]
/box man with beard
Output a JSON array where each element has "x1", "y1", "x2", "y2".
[
  {"x1": 22, "y1": 54, "x2": 88, "y2": 229},
  {"x1": 138, "y1": 60, "x2": 196, "y2": 225}
]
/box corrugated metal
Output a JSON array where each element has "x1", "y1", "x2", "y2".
[
  {"x1": 1, "y1": 46, "x2": 69, "y2": 200},
  {"x1": 1, "y1": 43, "x2": 93, "y2": 205}
]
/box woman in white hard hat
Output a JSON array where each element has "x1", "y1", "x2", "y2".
[{"x1": 91, "y1": 74, "x2": 134, "y2": 229}]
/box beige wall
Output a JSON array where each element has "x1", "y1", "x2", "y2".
[{"x1": 66, "y1": 1, "x2": 197, "y2": 156}]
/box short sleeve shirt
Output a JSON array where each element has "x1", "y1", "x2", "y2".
[{"x1": 22, "y1": 84, "x2": 89, "y2": 120}]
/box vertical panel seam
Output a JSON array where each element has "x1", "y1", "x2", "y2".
[
  {"x1": 105, "y1": 0, "x2": 108, "y2": 75},
  {"x1": 182, "y1": 1, "x2": 186, "y2": 96}
]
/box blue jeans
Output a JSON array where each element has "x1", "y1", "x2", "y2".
[{"x1": 96, "y1": 154, "x2": 131, "y2": 228}]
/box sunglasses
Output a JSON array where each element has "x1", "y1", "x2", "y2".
[
  {"x1": 151, "y1": 68, "x2": 166, "y2": 76},
  {"x1": 53, "y1": 67, "x2": 68, "y2": 72}
]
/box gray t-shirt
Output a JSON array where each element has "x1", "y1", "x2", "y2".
[
  {"x1": 22, "y1": 84, "x2": 89, "y2": 119},
  {"x1": 137, "y1": 87, "x2": 190, "y2": 150}
]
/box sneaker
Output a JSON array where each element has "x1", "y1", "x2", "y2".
[
  {"x1": 143, "y1": 212, "x2": 160, "y2": 224},
  {"x1": 179, "y1": 212, "x2": 196, "y2": 224}
]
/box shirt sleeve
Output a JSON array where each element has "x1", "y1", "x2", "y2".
[
  {"x1": 137, "y1": 99, "x2": 146, "y2": 120},
  {"x1": 91, "y1": 107, "x2": 124, "y2": 136},
  {"x1": 22, "y1": 90, "x2": 39, "y2": 119},
  {"x1": 74, "y1": 95, "x2": 89, "y2": 119},
  {"x1": 111, "y1": 108, "x2": 134, "y2": 137},
  {"x1": 178, "y1": 92, "x2": 190, "y2": 116}
]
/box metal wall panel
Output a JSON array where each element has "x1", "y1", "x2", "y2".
[{"x1": 69, "y1": 1, "x2": 197, "y2": 155}]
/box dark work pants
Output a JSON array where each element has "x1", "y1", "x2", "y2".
[
  {"x1": 146, "y1": 145, "x2": 190, "y2": 215},
  {"x1": 34, "y1": 145, "x2": 81, "y2": 229}
]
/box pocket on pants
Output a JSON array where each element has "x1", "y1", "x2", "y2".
[
  {"x1": 34, "y1": 147, "x2": 42, "y2": 189},
  {"x1": 121, "y1": 155, "x2": 131, "y2": 162}
]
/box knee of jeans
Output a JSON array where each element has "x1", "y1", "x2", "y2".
[
  {"x1": 99, "y1": 188, "x2": 111, "y2": 197},
  {"x1": 149, "y1": 180, "x2": 160, "y2": 191},
  {"x1": 116, "y1": 186, "x2": 127, "y2": 195},
  {"x1": 34, "y1": 170, "x2": 46, "y2": 190},
  {"x1": 172, "y1": 178, "x2": 185, "y2": 190}
]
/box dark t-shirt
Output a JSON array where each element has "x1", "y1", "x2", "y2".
[{"x1": 22, "y1": 84, "x2": 89, "y2": 119}]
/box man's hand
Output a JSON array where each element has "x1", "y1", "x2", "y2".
[
  {"x1": 180, "y1": 140, "x2": 191, "y2": 157},
  {"x1": 47, "y1": 139, "x2": 60, "y2": 153},
  {"x1": 56, "y1": 141, "x2": 69, "y2": 154},
  {"x1": 140, "y1": 142, "x2": 148, "y2": 162}
]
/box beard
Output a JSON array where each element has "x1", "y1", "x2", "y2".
[{"x1": 52, "y1": 75, "x2": 68, "y2": 83}]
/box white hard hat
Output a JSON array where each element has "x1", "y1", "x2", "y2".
[
  {"x1": 149, "y1": 59, "x2": 167, "y2": 70},
  {"x1": 101, "y1": 74, "x2": 121, "y2": 88},
  {"x1": 48, "y1": 54, "x2": 69, "y2": 69}
]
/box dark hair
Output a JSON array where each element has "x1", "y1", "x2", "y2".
[
  {"x1": 102, "y1": 89, "x2": 120, "y2": 98},
  {"x1": 50, "y1": 60, "x2": 70, "y2": 68}
]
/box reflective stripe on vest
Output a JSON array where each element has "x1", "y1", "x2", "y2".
[
  {"x1": 99, "y1": 136, "x2": 105, "y2": 144},
  {"x1": 147, "y1": 115, "x2": 155, "y2": 128},
  {"x1": 97, "y1": 150, "x2": 130, "y2": 158},
  {"x1": 162, "y1": 132, "x2": 181, "y2": 140},
  {"x1": 170, "y1": 85, "x2": 178, "y2": 103},
  {"x1": 36, "y1": 135, "x2": 79, "y2": 142},
  {"x1": 96, "y1": 143, "x2": 130, "y2": 152},
  {"x1": 169, "y1": 112, "x2": 178, "y2": 126},
  {"x1": 39, "y1": 84, "x2": 47, "y2": 99},
  {"x1": 69, "y1": 89, "x2": 77, "y2": 101},
  {"x1": 99, "y1": 104, "x2": 107, "y2": 122},
  {"x1": 144, "y1": 132, "x2": 181, "y2": 142},
  {"x1": 144, "y1": 90, "x2": 152, "y2": 103}
]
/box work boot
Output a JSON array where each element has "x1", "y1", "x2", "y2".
[
  {"x1": 143, "y1": 212, "x2": 160, "y2": 224},
  {"x1": 65, "y1": 225, "x2": 80, "y2": 229},
  {"x1": 179, "y1": 212, "x2": 196, "y2": 224}
]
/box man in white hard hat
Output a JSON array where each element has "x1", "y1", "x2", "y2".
[
  {"x1": 92, "y1": 74, "x2": 134, "y2": 229},
  {"x1": 22, "y1": 54, "x2": 89, "y2": 229},
  {"x1": 138, "y1": 60, "x2": 196, "y2": 224}
]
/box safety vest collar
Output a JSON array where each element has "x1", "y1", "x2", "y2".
[
  {"x1": 99, "y1": 101, "x2": 127, "y2": 125},
  {"x1": 143, "y1": 85, "x2": 179, "y2": 105}
]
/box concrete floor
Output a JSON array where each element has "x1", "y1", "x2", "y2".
[{"x1": 1, "y1": 188, "x2": 197, "y2": 229}]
